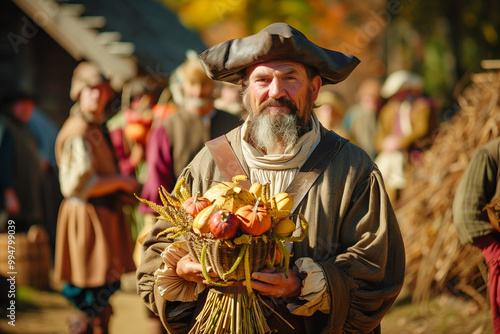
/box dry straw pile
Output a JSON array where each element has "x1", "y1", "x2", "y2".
[{"x1": 395, "y1": 68, "x2": 500, "y2": 308}]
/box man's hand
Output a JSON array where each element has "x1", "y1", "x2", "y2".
[
  {"x1": 120, "y1": 175, "x2": 140, "y2": 194},
  {"x1": 243, "y1": 267, "x2": 302, "y2": 298},
  {"x1": 176, "y1": 254, "x2": 219, "y2": 284},
  {"x1": 129, "y1": 143, "x2": 145, "y2": 168}
]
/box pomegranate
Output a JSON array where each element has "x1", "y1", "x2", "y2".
[{"x1": 209, "y1": 210, "x2": 240, "y2": 239}]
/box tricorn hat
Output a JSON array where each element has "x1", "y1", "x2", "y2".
[{"x1": 199, "y1": 22, "x2": 360, "y2": 86}]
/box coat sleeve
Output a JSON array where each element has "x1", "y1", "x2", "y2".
[
  {"x1": 136, "y1": 220, "x2": 171, "y2": 321},
  {"x1": 453, "y1": 146, "x2": 497, "y2": 244},
  {"x1": 137, "y1": 218, "x2": 202, "y2": 334},
  {"x1": 319, "y1": 169, "x2": 405, "y2": 334},
  {"x1": 58, "y1": 136, "x2": 97, "y2": 198}
]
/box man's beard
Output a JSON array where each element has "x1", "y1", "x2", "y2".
[
  {"x1": 242, "y1": 89, "x2": 315, "y2": 153},
  {"x1": 184, "y1": 96, "x2": 211, "y2": 110}
]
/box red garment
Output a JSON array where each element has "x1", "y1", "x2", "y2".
[
  {"x1": 474, "y1": 233, "x2": 500, "y2": 333},
  {"x1": 108, "y1": 127, "x2": 136, "y2": 176},
  {"x1": 139, "y1": 125, "x2": 175, "y2": 214}
]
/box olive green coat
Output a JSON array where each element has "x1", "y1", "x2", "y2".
[
  {"x1": 453, "y1": 137, "x2": 500, "y2": 244},
  {"x1": 137, "y1": 126, "x2": 405, "y2": 333}
]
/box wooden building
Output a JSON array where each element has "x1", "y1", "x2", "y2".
[{"x1": 1, "y1": 0, "x2": 206, "y2": 126}]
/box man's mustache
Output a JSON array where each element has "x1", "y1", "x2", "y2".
[{"x1": 258, "y1": 97, "x2": 298, "y2": 114}]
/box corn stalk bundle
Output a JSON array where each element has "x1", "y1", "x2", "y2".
[{"x1": 395, "y1": 69, "x2": 500, "y2": 307}]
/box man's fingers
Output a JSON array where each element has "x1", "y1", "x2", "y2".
[
  {"x1": 203, "y1": 266, "x2": 220, "y2": 278},
  {"x1": 243, "y1": 280, "x2": 271, "y2": 294},
  {"x1": 251, "y1": 272, "x2": 282, "y2": 284},
  {"x1": 260, "y1": 267, "x2": 278, "y2": 274},
  {"x1": 245, "y1": 270, "x2": 302, "y2": 298},
  {"x1": 243, "y1": 280, "x2": 286, "y2": 296}
]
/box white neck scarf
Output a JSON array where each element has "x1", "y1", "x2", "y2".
[{"x1": 241, "y1": 113, "x2": 321, "y2": 195}]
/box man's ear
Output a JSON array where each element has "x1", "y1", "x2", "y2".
[{"x1": 311, "y1": 76, "x2": 322, "y2": 101}]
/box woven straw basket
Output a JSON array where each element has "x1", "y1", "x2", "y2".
[{"x1": 185, "y1": 232, "x2": 271, "y2": 282}]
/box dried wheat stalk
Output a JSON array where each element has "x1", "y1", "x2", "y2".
[{"x1": 395, "y1": 69, "x2": 500, "y2": 307}]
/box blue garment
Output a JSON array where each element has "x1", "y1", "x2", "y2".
[
  {"x1": 61, "y1": 281, "x2": 121, "y2": 317},
  {"x1": 26, "y1": 108, "x2": 59, "y2": 166}
]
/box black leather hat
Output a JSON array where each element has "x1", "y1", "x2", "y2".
[{"x1": 199, "y1": 22, "x2": 360, "y2": 86}]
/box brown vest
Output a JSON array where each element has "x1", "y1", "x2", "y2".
[{"x1": 55, "y1": 107, "x2": 118, "y2": 178}]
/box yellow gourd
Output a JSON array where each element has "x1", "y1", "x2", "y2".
[
  {"x1": 274, "y1": 218, "x2": 296, "y2": 237},
  {"x1": 204, "y1": 176, "x2": 256, "y2": 213},
  {"x1": 249, "y1": 183, "x2": 262, "y2": 199},
  {"x1": 271, "y1": 192, "x2": 294, "y2": 219},
  {"x1": 192, "y1": 204, "x2": 218, "y2": 235}
]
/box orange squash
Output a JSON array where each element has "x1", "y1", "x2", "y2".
[
  {"x1": 182, "y1": 194, "x2": 212, "y2": 218},
  {"x1": 236, "y1": 198, "x2": 272, "y2": 236},
  {"x1": 124, "y1": 123, "x2": 149, "y2": 144}
]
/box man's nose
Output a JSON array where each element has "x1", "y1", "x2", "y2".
[
  {"x1": 268, "y1": 78, "x2": 286, "y2": 99},
  {"x1": 91, "y1": 88, "x2": 102, "y2": 98}
]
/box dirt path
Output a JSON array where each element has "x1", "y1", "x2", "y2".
[
  {"x1": 380, "y1": 294, "x2": 494, "y2": 334},
  {"x1": 0, "y1": 273, "x2": 149, "y2": 334},
  {"x1": 0, "y1": 273, "x2": 496, "y2": 334}
]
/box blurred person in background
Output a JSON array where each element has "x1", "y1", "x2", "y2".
[
  {"x1": 0, "y1": 92, "x2": 44, "y2": 233},
  {"x1": 0, "y1": 124, "x2": 18, "y2": 229},
  {"x1": 27, "y1": 106, "x2": 59, "y2": 170},
  {"x1": 26, "y1": 101, "x2": 62, "y2": 256},
  {"x1": 138, "y1": 53, "x2": 241, "y2": 216},
  {"x1": 214, "y1": 81, "x2": 244, "y2": 116},
  {"x1": 151, "y1": 86, "x2": 179, "y2": 123},
  {"x1": 342, "y1": 78, "x2": 382, "y2": 159},
  {"x1": 107, "y1": 75, "x2": 155, "y2": 183},
  {"x1": 107, "y1": 75, "x2": 168, "y2": 334},
  {"x1": 107, "y1": 76, "x2": 155, "y2": 243},
  {"x1": 313, "y1": 88, "x2": 348, "y2": 137},
  {"x1": 453, "y1": 137, "x2": 500, "y2": 333},
  {"x1": 54, "y1": 61, "x2": 139, "y2": 334},
  {"x1": 374, "y1": 70, "x2": 439, "y2": 202}
]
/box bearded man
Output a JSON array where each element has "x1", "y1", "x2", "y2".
[{"x1": 137, "y1": 23, "x2": 405, "y2": 334}]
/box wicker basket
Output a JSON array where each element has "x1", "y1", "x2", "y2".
[{"x1": 185, "y1": 232, "x2": 271, "y2": 282}]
